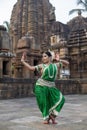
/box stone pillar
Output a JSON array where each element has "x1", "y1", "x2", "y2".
[
  {"x1": 42, "y1": 0, "x2": 49, "y2": 39},
  {"x1": 22, "y1": 0, "x2": 28, "y2": 36},
  {"x1": 28, "y1": 0, "x2": 39, "y2": 50},
  {"x1": 37, "y1": 0, "x2": 44, "y2": 46}
]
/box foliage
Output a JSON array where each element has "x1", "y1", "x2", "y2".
[
  {"x1": 3, "y1": 21, "x2": 10, "y2": 33},
  {"x1": 69, "y1": 9, "x2": 85, "y2": 15},
  {"x1": 69, "y1": 0, "x2": 87, "y2": 15}
]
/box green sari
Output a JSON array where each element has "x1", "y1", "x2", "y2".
[{"x1": 34, "y1": 63, "x2": 65, "y2": 120}]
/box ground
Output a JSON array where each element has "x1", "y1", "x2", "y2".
[{"x1": 0, "y1": 95, "x2": 87, "y2": 130}]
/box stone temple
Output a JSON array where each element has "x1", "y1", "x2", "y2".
[
  {"x1": 10, "y1": 0, "x2": 69, "y2": 78},
  {"x1": 10, "y1": 0, "x2": 87, "y2": 79},
  {"x1": 0, "y1": 0, "x2": 87, "y2": 98}
]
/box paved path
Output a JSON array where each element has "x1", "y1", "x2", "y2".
[{"x1": 0, "y1": 95, "x2": 87, "y2": 130}]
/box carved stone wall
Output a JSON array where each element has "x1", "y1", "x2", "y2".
[
  {"x1": 0, "y1": 78, "x2": 83, "y2": 99},
  {"x1": 10, "y1": 0, "x2": 56, "y2": 78},
  {"x1": 0, "y1": 26, "x2": 14, "y2": 78},
  {"x1": 67, "y1": 15, "x2": 87, "y2": 79},
  {"x1": 10, "y1": 0, "x2": 55, "y2": 52}
]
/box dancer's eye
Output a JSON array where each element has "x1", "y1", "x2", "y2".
[{"x1": 43, "y1": 55, "x2": 47, "y2": 58}]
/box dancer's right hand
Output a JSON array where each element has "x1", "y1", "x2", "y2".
[{"x1": 21, "y1": 52, "x2": 27, "y2": 62}]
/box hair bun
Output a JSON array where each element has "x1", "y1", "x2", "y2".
[{"x1": 45, "y1": 51, "x2": 52, "y2": 57}]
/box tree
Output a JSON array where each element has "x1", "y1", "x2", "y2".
[
  {"x1": 77, "y1": 0, "x2": 87, "y2": 10},
  {"x1": 69, "y1": 0, "x2": 87, "y2": 16},
  {"x1": 3, "y1": 21, "x2": 10, "y2": 33},
  {"x1": 69, "y1": 9, "x2": 85, "y2": 16}
]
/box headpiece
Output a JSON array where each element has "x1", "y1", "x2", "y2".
[{"x1": 45, "y1": 51, "x2": 52, "y2": 57}]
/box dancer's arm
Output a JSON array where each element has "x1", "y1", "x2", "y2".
[
  {"x1": 21, "y1": 52, "x2": 36, "y2": 71},
  {"x1": 21, "y1": 52, "x2": 42, "y2": 71},
  {"x1": 57, "y1": 59, "x2": 69, "y2": 66},
  {"x1": 53, "y1": 52, "x2": 69, "y2": 67}
]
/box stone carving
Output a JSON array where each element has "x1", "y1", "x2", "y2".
[
  {"x1": 0, "y1": 25, "x2": 14, "y2": 78},
  {"x1": 49, "y1": 5, "x2": 56, "y2": 21},
  {"x1": 67, "y1": 15, "x2": 87, "y2": 78}
]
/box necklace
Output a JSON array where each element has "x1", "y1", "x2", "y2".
[{"x1": 48, "y1": 64, "x2": 54, "y2": 78}]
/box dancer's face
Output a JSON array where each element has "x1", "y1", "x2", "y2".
[{"x1": 42, "y1": 53, "x2": 50, "y2": 64}]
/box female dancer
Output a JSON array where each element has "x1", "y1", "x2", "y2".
[{"x1": 21, "y1": 51, "x2": 69, "y2": 124}]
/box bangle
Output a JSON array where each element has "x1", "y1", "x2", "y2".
[{"x1": 59, "y1": 59, "x2": 61, "y2": 62}]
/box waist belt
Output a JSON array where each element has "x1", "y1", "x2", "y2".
[{"x1": 36, "y1": 78, "x2": 55, "y2": 87}]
